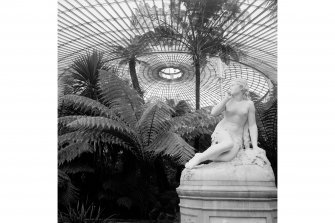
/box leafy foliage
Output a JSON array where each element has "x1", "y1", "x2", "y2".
[
  {"x1": 58, "y1": 200, "x2": 113, "y2": 223},
  {"x1": 249, "y1": 90, "x2": 277, "y2": 182},
  {"x1": 60, "y1": 50, "x2": 110, "y2": 100},
  {"x1": 108, "y1": 35, "x2": 153, "y2": 97},
  {"x1": 58, "y1": 170, "x2": 79, "y2": 207},
  {"x1": 59, "y1": 69, "x2": 197, "y2": 168},
  {"x1": 147, "y1": 0, "x2": 249, "y2": 109}
]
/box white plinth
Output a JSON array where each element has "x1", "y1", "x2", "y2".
[{"x1": 177, "y1": 149, "x2": 277, "y2": 223}]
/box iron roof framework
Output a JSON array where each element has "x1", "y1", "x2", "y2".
[{"x1": 58, "y1": 0, "x2": 277, "y2": 108}]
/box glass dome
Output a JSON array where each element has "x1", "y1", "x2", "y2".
[{"x1": 58, "y1": 0, "x2": 277, "y2": 108}]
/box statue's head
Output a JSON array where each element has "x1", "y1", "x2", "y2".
[{"x1": 230, "y1": 78, "x2": 250, "y2": 99}]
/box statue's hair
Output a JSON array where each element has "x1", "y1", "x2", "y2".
[{"x1": 231, "y1": 78, "x2": 251, "y2": 100}]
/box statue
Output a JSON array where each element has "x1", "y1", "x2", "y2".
[
  {"x1": 185, "y1": 78, "x2": 266, "y2": 169},
  {"x1": 179, "y1": 78, "x2": 277, "y2": 223}
]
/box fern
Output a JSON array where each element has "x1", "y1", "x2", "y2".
[
  {"x1": 60, "y1": 94, "x2": 114, "y2": 118},
  {"x1": 67, "y1": 117, "x2": 137, "y2": 139},
  {"x1": 60, "y1": 163, "x2": 95, "y2": 174},
  {"x1": 58, "y1": 140, "x2": 93, "y2": 165},
  {"x1": 99, "y1": 69, "x2": 144, "y2": 128},
  {"x1": 145, "y1": 131, "x2": 195, "y2": 165},
  {"x1": 257, "y1": 99, "x2": 277, "y2": 152},
  {"x1": 170, "y1": 109, "x2": 222, "y2": 140},
  {"x1": 137, "y1": 101, "x2": 175, "y2": 146}
]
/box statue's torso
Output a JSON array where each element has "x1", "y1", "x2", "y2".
[
  {"x1": 221, "y1": 99, "x2": 250, "y2": 136},
  {"x1": 211, "y1": 100, "x2": 251, "y2": 161}
]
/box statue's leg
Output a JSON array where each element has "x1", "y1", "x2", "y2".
[
  {"x1": 185, "y1": 137, "x2": 234, "y2": 169},
  {"x1": 211, "y1": 152, "x2": 236, "y2": 162}
]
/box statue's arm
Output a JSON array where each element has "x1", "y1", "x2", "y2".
[
  {"x1": 248, "y1": 101, "x2": 259, "y2": 148},
  {"x1": 211, "y1": 94, "x2": 231, "y2": 116}
]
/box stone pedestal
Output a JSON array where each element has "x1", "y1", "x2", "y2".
[{"x1": 177, "y1": 149, "x2": 277, "y2": 223}]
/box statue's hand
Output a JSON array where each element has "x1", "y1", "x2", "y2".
[{"x1": 224, "y1": 91, "x2": 232, "y2": 100}]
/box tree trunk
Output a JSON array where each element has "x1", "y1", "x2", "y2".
[
  {"x1": 194, "y1": 58, "x2": 201, "y2": 150},
  {"x1": 195, "y1": 59, "x2": 201, "y2": 110},
  {"x1": 129, "y1": 58, "x2": 143, "y2": 97}
]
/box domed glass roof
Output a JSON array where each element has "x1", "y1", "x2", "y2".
[{"x1": 58, "y1": 0, "x2": 277, "y2": 108}]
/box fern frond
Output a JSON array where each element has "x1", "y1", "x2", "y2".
[
  {"x1": 258, "y1": 99, "x2": 277, "y2": 152},
  {"x1": 67, "y1": 116, "x2": 137, "y2": 138},
  {"x1": 171, "y1": 109, "x2": 221, "y2": 135},
  {"x1": 58, "y1": 131, "x2": 83, "y2": 146},
  {"x1": 99, "y1": 70, "x2": 144, "y2": 127},
  {"x1": 99, "y1": 132, "x2": 140, "y2": 154},
  {"x1": 60, "y1": 94, "x2": 113, "y2": 118},
  {"x1": 58, "y1": 116, "x2": 88, "y2": 126},
  {"x1": 145, "y1": 132, "x2": 195, "y2": 165},
  {"x1": 137, "y1": 101, "x2": 175, "y2": 146},
  {"x1": 59, "y1": 129, "x2": 140, "y2": 157},
  {"x1": 58, "y1": 141, "x2": 93, "y2": 165},
  {"x1": 60, "y1": 163, "x2": 95, "y2": 174}
]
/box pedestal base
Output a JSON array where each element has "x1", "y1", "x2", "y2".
[{"x1": 177, "y1": 158, "x2": 277, "y2": 223}]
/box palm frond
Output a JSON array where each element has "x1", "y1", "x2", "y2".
[
  {"x1": 99, "y1": 69, "x2": 144, "y2": 127},
  {"x1": 145, "y1": 132, "x2": 195, "y2": 165},
  {"x1": 58, "y1": 74, "x2": 75, "y2": 99},
  {"x1": 69, "y1": 50, "x2": 110, "y2": 99}
]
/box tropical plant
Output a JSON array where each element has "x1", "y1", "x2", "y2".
[
  {"x1": 59, "y1": 50, "x2": 111, "y2": 101},
  {"x1": 249, "y1": 90, "x2": 277, "y2": 182},
  {"x1": 146, "y1": 0, "x2": 249, "y2": 109},
  {"x1": 58, "y1": 169, "x2": 79, "y2": 208},
  {"x1": 58, "y1": 69, "x2": 199, "y2": 218},
  {"x1": 58, "y1": 200, "x2": 113, "y2": 223},
  {"x1": 265, "y1": 0, "x2": 277, "y2": 17},
  {"x1": 107, "y1": 35, "x2": 153, "y2": 97}
]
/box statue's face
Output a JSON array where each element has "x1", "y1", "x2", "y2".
[{"x1": 230, "y1": 81, "x2": 243, "y2": 95}]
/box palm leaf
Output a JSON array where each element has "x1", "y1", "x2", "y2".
[{"x1": 69, "y1": 50, "x2": 110, "y2": 99}]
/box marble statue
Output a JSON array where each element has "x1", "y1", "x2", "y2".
[
  {"x1": 179, "y1": 78, "x2": 277, "y2": 223},
  {"x1": 185, "y1": 78, "x2": 268, "y2": 169}
]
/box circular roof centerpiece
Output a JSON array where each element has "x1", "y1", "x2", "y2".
[{"x1": 158, "y1": 67, "x2": 183, "y2": 80}]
